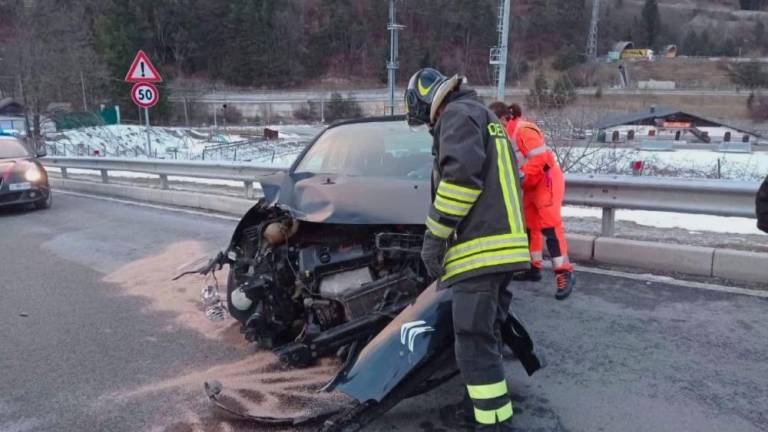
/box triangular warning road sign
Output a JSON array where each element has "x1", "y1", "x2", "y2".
[{"x1": 124, "y1": 50, "x2": 163, "y2": 83}]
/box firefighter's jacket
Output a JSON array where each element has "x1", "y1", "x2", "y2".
[{"x1": 426, "y1": 90, "x2": 530, "y2": 287}]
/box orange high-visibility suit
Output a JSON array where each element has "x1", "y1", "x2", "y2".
[{"x1": 507, "y1": 118, "x2": 573, "y2": 272}]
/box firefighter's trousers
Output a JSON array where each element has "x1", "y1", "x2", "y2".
[{"x1": 453, "y1": 272, "x2": 515, "y2": 426}]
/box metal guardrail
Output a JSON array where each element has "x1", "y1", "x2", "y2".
[
  {"x1": 43, "y1": 156, "x2": 286, "y2": 198},
  {"x1": 565, "y1": 174, "x2": 760, "y2": 236},
  {"x1": 42, "y1": 157, "x2": 760, "y2": 236}
]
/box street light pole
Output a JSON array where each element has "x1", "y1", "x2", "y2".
[
  {"x1": 80, "y1": 71, "x2": 88, "y2": 111},
  {"x1": 496, "y1": 0, "x2": 511, "y2": 100},
  {"x1": 387, "y1": 0, "x2": 405, "y2": 115}
]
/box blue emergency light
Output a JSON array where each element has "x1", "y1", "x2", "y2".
[{"x1": 0, "y1": 129, "x2": 19, "y2": 136}]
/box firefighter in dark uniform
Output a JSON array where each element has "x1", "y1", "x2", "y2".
[{"x1": 405, "y1": 68, "x2": 530, "y2": 431}]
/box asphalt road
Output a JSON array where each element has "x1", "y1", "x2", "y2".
[{"x1": 1, "y1": 193, "x2": 767, "y2": 432}]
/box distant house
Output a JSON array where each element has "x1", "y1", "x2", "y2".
[
  {"x1": 608, "y1": 41, "x2": 654, "y2": 61},
  {"x1": 595, "y1": 106, "x2": 761, "y2": 144},
  {"x1": 0, "y1": 98, "x2": 24, "y2": 116},
  {"x1": 0, "y1": 98, "x2": 26, "y2": 134}
]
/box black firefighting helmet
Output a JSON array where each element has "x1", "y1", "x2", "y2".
[{"x1": 404, "y1": 68, "x2": 458, "y2": 127}]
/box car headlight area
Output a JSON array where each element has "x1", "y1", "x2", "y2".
[{"x1": 24, "y1": 165, "x2": 42, "y2": 182}]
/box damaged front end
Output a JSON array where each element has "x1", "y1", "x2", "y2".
[{"x1": 205, "y1": 201, "x2": 428, "y2": 368}]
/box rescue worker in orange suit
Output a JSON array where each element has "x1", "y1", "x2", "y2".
[{"x1": 489, "y1": 102, "x2": 575, "y2": 300}]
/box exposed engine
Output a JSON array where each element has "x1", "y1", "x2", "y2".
[{"x1": 225, "y1": 205, "x2": 426, "y2": 366}]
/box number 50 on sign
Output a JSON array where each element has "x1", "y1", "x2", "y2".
[{"x1": 131, "y1": 82, "x2": 159, "y2": 109}]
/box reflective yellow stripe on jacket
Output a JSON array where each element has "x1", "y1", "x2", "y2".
[
  {"x1": 425, "y1": 180, "x2": 481, "y2": 238},
  {"x1": 441, "y1": 136, "x2": 529, "y2": 282}
]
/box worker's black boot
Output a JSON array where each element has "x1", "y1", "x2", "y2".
[
  {"x1": 439, "y1": 394, "x2": 474, "y2": 430},
  {"x1": 554, "y1": 270, "x2": 575, "y2": 300},
  {"x1": 476, "y1": 419, "x2": 515, "y2": 431},
  {"x1": 511, "y1": 266, "x2": 541, "y2": 282}
]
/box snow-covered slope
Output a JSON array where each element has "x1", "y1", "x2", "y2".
[{"x1": 43, "y1": 124, "x2": 317, "y2": 164}]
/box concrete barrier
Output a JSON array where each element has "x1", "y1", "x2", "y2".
[
  {"x1": 712, "y1": 249, "x2": 768, "y2": 284},
  {"x1": 51, "y1": 178, "x2": 255, "y2": 216},
  {"x1": 565, "y1": 234, "x2": 596, "y2": 262},
  {"x1": 594, "y1": 237, "x2": 715, "y2": 277}
]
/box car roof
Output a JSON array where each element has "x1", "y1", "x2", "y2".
[{"x1": 327, "y1": 115, "x2": 406, "y2": 130}]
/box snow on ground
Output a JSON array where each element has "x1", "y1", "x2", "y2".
[
  {"x1": 46, "y1": 125, "x2": 208, "y2": 158},
  {"x1": 564, "y1": 206, "x2": 765, "y2": 235},
  {"x1": 643, "y1": 149, "x2": 768, "y2": 181},
  {"x1": 44, "y1": 124, "x2": 318, "y2": 161},
  {"x1": 568, "y1": 147, "x2": 768, "y2": 181}
]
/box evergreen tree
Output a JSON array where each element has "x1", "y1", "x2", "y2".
[
  {"x1": 527, "y1": 72, "x2": 550, "y2": 108},
  {"x1": 682, "y1": 30, "x2": 699, "y2": 55},
  {"x1": 94, "y1": 1, "x2": 143, "y2": 99},
  {"x1": 641, "y1": 0, "x2": 661, "y2": 48},
  {"x1": 755, "y1": 21, "x2": 768, "y2": 54}
]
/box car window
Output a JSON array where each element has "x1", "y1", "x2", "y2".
[
  {"x1": 295, "y1": 121, "x2": 433, "y2": 180},
  {"x1": 0, "y1": 138, "x2": 32, "y2": 159}
]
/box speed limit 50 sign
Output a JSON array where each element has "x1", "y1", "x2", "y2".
[{"x1": 131, "y1": 82, "x2": 159, "y2": 109}]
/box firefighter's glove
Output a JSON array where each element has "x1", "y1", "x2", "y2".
[{"x1": 421, "y1": 231, "x2": 447, "y2": 279}]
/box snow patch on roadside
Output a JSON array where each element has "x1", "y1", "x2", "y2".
[{"x1": 564, "y1": 206, "x2": 764, "y2": 235}]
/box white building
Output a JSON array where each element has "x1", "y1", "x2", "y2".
[{"x1": 595, "y1": 106, "x2": 761, "y2": 145}]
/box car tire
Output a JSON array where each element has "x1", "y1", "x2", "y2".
[{"x1": 35, "y1": 190, "x2": 52, "y2": 210}]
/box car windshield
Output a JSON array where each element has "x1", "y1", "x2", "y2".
[
  {"x1": 295, "y1": 121, "x2": 433, "y2": 180},
  {"x1": 0, "y1": 138, "x2": 32, "y2": 159}
]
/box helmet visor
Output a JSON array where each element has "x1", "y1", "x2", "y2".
[{"x1": 405, "y1": 89, "x2": 430, "y2": 126}]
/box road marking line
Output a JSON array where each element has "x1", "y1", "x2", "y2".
[
  {"x1": 578, "y1": 265, "x2": 768, "y2": 298},
  {"x1": 54, "y1": 190, "x2": 241, "y2": 222}
]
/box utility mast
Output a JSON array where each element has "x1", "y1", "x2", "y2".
[
  {"x1": 489, "y1": 0, "x2": 511, "y2": 100},
  {"x1": 586, "y1": 0, "x2": 600, "y2": 61},
  {"x1": 387, "y1": 0, "x2": 405, "y2": 115}
]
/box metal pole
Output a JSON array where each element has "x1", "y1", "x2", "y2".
[
  {"x1": 144, "y1": 108, "x2": 152, "y2": 157},
  {"x1": 80, "y1": 71, "x2": 88, "y2": 111},
  {"x1": 387, "y1": 0, "x2": 404, "y2": 115},
  {"x1": 601, "y1": 207, "x2": 616, "y2": 237},
  {"x1": 586, "y1": 0, "x2": 601, "y2": 61},
  {"x1": 496, "y1": 0, "x2": 511, "y2": 100},
  {"x1": 18, "y1": 75, "x2": 32, "y2": 139},
  {"x1": 183, "y1": 96, "x2": 189, "y2": 126}
]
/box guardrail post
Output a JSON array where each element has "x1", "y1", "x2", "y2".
[
  {"x1": 159, "y1": 174, "x2": 169, "y2": 190},
  {"x1": 100, "y1": 169, "x2": 109, "y2": 184},
  {"x1": 61, "y1": 167, "x2": 68, "y2": 179},
  {"x1": 244, "y1": 180, "x2": 254, "y2": 199},
  {"x1": 601, "y1": 207, "x2": 616, "y2": 237}
]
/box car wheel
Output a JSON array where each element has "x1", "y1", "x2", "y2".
[{"x1": 35, "y1": 191, "x2": 52, "y2": 210}]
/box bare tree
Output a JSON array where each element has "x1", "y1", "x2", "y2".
[{"x1": 1, "y1": 1, "x2": 108, "y2": 140}]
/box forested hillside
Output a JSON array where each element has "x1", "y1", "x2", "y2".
[{"x1": 0, "y1": 0, "x2": 766, "y2": 125}]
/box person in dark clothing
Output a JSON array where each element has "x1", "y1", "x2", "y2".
[
  {"x1": 405, "y1": 68, "x2": 530, "y2": 431},
  {"x1": 757, "y1": 175, "x2": 768, "y2": 233}
]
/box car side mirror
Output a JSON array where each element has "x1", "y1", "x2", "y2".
[{"x1": 36, "y1": 146, "x2": 47, "y2": 158}]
